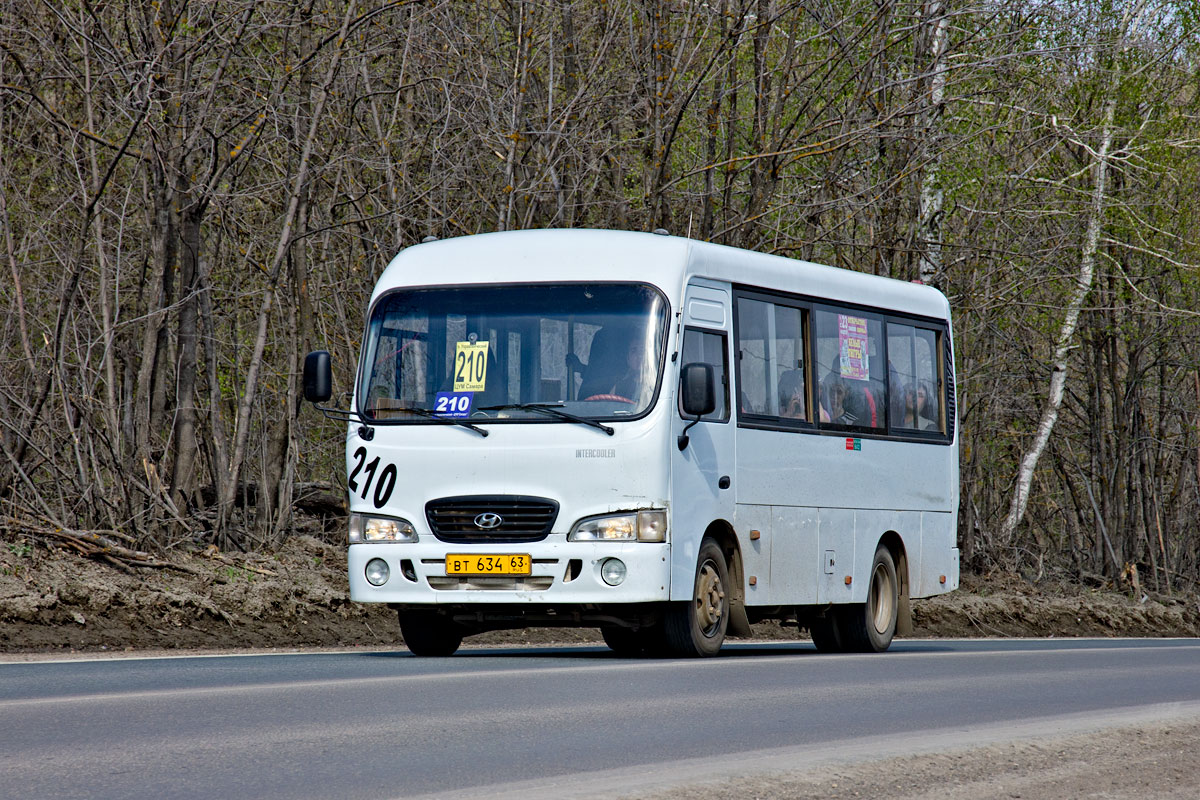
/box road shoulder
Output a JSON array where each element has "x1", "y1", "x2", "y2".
[{"x1": 411, "y1": 702, "x2": 1200, "y2": 800}]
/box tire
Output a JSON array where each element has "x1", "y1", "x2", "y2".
[
  {"x1": 836, "y1": 545, "x2": 898, "y2": 653},
  {"x1": 808, "y1": 613, "x2": 843, "y2": 652},
  {"x1": 398, "y1": 610, "x2": 464, "y2": 657},
  {"x1": 662, "y1": 537, "x2": 729, "y2": 657},
  {"x1": 601, "y1": 626, "x2": 656, "y2": 657}
]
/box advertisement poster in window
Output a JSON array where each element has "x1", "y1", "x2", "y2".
[{"x1": 838, "y1": 315, "x2": 869, "y2": 380}]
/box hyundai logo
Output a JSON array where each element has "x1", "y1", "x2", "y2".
[{"x1": 474, "y1": 513, "x2": 504, "y2": 530}]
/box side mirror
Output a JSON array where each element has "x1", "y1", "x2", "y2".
[
  {"x1": 303, "y1": 351, "x2": 332, "y2": 403},
  {"x1": 678, "y1": 363, "x2": 715, "y2": 450},
  {"x1": 680, "y1": 362, "x2": 716, "y2": 417}
]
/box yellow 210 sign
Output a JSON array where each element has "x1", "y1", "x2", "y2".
[{"x1": 454, "y1": 341, "x2": 489, "y2": 392}]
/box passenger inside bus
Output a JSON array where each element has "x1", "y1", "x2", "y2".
[
  {"x1": 916, "y1": 380, "x2": 938, "y2": 430},
  {"x1": 900, "y1": 384, "x2": 918, "y2": 428},
  {"x1": 899, "y1": 381, "x2": 938, "y2": 431},
  {"x1": 576, "y1": 326, "x2": 646, "y2": 402},
  {"x1": 823, "y1": 375, "x2": 855, "y2": 425},
  {"x1": 778, "y1": 369, "x2": 806, "y2": 419},
  {"x1": 859, "y1": 381, "x2": 880, "y2": 427}
]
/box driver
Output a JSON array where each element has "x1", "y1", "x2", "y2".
[
  {"x1": 609, "y1": 338, "x2": 645, "y2": 399},
  {"x1": 574, "y1": 326, "x2": 650, "y2": 402}
]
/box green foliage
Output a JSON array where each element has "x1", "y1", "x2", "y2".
[{"x1": 8, "y1": 540, "x2": 33, "y2": 560}]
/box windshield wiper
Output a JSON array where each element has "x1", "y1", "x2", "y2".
[
  {"x1": 363, "y1": 404, "x2": 488, "y2": 437},
  {"x1": 479, "y1": 402, "x2": 615, "y2": 436}
]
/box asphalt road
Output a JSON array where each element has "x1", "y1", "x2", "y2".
[{"x1": 2, "y1": 639, "x2": 1199, "y2": 800}]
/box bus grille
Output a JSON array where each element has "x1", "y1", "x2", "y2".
[{"x1": 425, "y1": 496, "x2": 559, "y2": 543}]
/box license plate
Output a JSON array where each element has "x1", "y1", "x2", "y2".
[{"x1": 445, "y1": 554, "x2": 531, "y2": 576}]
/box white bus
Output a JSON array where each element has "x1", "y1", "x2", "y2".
[{"x1": 303, "y1": 229, "x2": 959, "y2": 657}]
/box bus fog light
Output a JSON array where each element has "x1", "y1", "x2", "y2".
[
  {"x1": 365, "y1": 558, "x2": 390, "y2": 586},
  {"x1": 601, "y1": 558, "x2": 627, "y2": 586}
]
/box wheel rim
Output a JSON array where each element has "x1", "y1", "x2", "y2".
[
  {"x1": 694, "y1": 559, "x2": 726, "y2": 637},
  {"x1": 869, "y1": 561, "x2": 895, "y2": 635}
]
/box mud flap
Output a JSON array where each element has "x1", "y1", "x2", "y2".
[
  {"x1": 728, "y1": 598, "x2": 752, "y2": 637},
  {"x1": 727, "y1": 547, "x2": 752, "y2": 637},
  {"x1": 896, "y1": 592, "x2": 913, "y2": 636}
]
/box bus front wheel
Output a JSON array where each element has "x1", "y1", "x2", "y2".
[
  {"x1": 663, "y1": 537, "x2": 729, "y2": 657},
  {"x1": 601, "y1": 625, "x2": 660, "y2": 656},
  {"x1": 398, "y1": 610, "x2": 464, "y2": 656},
  {"x1": 837, "y1": 545, "x2": 898, "y2": 653}
]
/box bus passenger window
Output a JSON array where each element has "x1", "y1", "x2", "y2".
[
  {"x1": 735, "y1": 296, "x2": 808, "y2": 423},
  {"x1": 814, "y1": 307, "x2": 884, "y2": 431},
  {"x1": 888, "y1": 323, "x2": 942, "y2": 433},
  {"x1": 735, "y1": 298, "x2": 769, "y2": 414},
  {"x1": 774, "y1": 304, "x2": 806, "y2": 420}
]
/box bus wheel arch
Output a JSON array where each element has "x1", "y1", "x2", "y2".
[
  {"x1": 878, "y1": 531, "x2": 912, "y2": 637},
  {"x1": 663, "y1": 524, "x2": 738, "y2": 656},
  {"x1": 706, "y1": 520, "x2": 751, "y2": 637},
  {"x1": 836, "y1": 540, "x2": 900, "y2": 652}
]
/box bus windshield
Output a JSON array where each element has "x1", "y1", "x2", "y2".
[{"x1": 358, "y1": 283, "x2": 669, "y2": 424}]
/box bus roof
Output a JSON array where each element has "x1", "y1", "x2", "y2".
[{"x1": 372, "y1": 229, "x2": 950, "y2": 322}]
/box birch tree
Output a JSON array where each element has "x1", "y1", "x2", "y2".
[{"x1": 998, "y1": 0, "x2": 1146, "y2": 546}]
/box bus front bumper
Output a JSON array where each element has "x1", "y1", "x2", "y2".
[{"x1": 347, "y1": 540, "x2": 672, "y2": 605}]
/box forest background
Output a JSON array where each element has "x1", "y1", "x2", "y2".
[{"x1": 1, "y1": 0, "x2": 1198, "y2": 598}]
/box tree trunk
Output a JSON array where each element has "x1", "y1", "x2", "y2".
[
  {"x1": 998, "y1": 1, "x2": 1136, "y2": 544},
  {"x1": 917, "y1": 0, "x2": 949, "y2": 286}
]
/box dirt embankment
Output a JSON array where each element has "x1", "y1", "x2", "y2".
[{"x1": 2, "y1": 534, "x2": 1198, "y2": 653}]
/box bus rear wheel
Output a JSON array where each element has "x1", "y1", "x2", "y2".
[
  {"x1": 836, "y1": 545, "x2": 898, "y2": 653},
  {"x1": 808, "y1": 613, "x2": 843, "y2": 652},
  {"x1": 398, "y1": 610, "x2": 464, "y2": 657},
  {"x1": 663, "y1": 537, "x2": 729, "y2": 657}
]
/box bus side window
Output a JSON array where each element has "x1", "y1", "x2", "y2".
[
  {"x1": 814, "y1": 307, "x2": 884, "y2": 431},
  {"x1": 915, "y1": 328, "x2": 941, "y2": 432},
  {"x1": 735, "y1": 296, "x2": 808, "y2": 422},
  {"x1": 888, "y1": 323, "x2": 942, "y2": 434},
  {"x1": 680, "y1": 328, "x2": 729, "y2": 421},
  {"x1": 774, "y1": 304, "x2": 806, "y2": 421},
  {"x1": 735, "y1": 298, "x2": 769, "y2": 415}
]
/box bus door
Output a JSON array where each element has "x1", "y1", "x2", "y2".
[{"x1": 669, "y1": 282, "x2": 734, "y2": 601}]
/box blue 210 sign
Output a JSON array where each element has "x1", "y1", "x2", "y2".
[{"x1": 434, "y1": 391, "x2": 473, "y2": 418}]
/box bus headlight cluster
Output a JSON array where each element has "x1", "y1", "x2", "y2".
[
  {"x1": 349, "y1": 513, "x2": 418, "y2": 543},
  {"x1": 568, "y1": 510, "x2": 667, "y2": 543}
]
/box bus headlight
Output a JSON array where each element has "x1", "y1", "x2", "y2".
[
  {"x1": 349, "y1": 514, "x2": 418, "y2": 543},
  {"x1": 569, "y1": 510, "x2": 667, "y2": 543}
]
